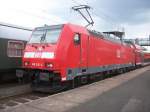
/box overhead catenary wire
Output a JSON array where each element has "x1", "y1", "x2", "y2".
[
  {"x1": 19, "y1": 0, "x2": 123, "y2": 32},
  {"x1": 80, "y1": 0, "x2": 89, "y2": 5},
  {"x1": 72, "y1": 0, "x2": 81, "y2": 5}
]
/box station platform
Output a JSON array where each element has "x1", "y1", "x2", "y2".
[{"x1": 1, "y1": 66, "x2": 150, "y2": 112}]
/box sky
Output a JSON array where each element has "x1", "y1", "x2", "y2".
[{"x1": 0, "y1": 0, "x2": 150, "y2": 39}]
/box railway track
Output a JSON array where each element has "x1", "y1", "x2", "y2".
[
  {"x1": 0, "y1": 92, "x2": 49, "y2": 110},
  {"x1": 0, "y1": 84, "x2": 69, "y2": 110}
]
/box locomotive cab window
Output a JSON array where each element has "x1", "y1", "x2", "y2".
[
  {"x1": 29, "y1": 25, "x2": 63, "y2": 44},
  {"x1": 7, "y1": 41, "x2": 24, "y2": 57},
  {"x1": 74, "y1": 33, "x2": 80, "y2": 45}
]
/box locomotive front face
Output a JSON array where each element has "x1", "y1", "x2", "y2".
[{"x1": 23, "y1": 25, "x2": 63, "y2": 70}]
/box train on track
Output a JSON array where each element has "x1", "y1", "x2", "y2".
[
  {"x1": 18, "y1": 23, "x2": 150, "y2": 92},
  {"x1": 0, "y1": 22, "x2": 32, "y2": 83}
]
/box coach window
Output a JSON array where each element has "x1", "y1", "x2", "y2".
[
  {"x1": 74, "y1": 33, "x2": 80, "y2": 45},
  {"x1": 7, "y1": 41, "x2": 24, "y2": 57}
]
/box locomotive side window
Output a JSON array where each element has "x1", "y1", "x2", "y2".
[
  {"x1": 74, "y1": 33, "x2": 80, "y2": 45},
  {"x1": 7, "y1": 41, "x2": 24, "y2": 57}
]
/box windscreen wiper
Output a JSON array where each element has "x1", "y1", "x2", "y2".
[{"x1": 40, "y1": 31, "x2": 46, "y2": 43}]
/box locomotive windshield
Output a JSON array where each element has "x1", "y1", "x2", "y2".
[{"x1": 29, "y1": 25, "x2": 63, "y2": 44}]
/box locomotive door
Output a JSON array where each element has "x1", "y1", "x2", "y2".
[
  {"x1": 73, "y1": 33, "x2": 88, "y2": 74},
  {"x1": 79, "y1": 34, "x2": 89, "y2": 73}
]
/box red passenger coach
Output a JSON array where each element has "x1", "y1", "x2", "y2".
[
  {"x1": 22, "y1": 23, "x2": 136, "y2": 92},
  {"x1": 143, "y1": 50, "x2": 150, "y2": 63},
  {"x1": 132, "y1": 44, "x2": 144, "y2": 66}
]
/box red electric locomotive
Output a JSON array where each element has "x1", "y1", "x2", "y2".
[{"x1": 22, "y1": 23, "x2": 137, "y2": 92}]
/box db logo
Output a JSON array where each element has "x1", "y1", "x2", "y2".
[
  {"x1": 38, "y1": 47, "x2": 43, "y2": 51},
  {"x1": 34, "y1": 52, "x2": 42, "y2": 58}
]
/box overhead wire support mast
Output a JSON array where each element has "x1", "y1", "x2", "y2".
[{"x1": 72, "y1": 5, "x2": 94, "y2": 27}]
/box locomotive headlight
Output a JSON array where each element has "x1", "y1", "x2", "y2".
[
  {"x1": 24, "y1": 52, "x2": 35, "y2": 58},
  {"x1": 24, "y1": 61, "x2": 30, "y2": 66},
  {"x1": 45, "y1": 63, "x2": 53, "y2": 68}
]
